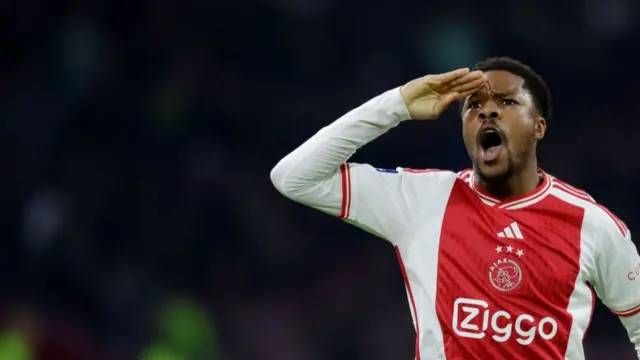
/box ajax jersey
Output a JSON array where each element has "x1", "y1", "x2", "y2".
[{"x1": 271, "y1": 87, "x2": 640, "y2": 359}]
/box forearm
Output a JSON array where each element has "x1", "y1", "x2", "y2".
[{"x1": 270, "y1": 87, "x2": 411, "y2": 195}]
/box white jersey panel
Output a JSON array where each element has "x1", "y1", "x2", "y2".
[
  {"x1": 550, "y1": 187, "x2": 640, "y2": 359},
  {"x1": 348, "y1": 168, "x2": 458, "y2": 244},
  {"x1": 395, "y1": 172, "x2": 457, "y2": 358}
]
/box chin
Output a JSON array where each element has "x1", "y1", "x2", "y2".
[{"x1": 476, "y1": 160, "x2": 512, "y2": 181}]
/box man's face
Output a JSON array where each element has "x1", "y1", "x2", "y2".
[{"x1": 461, "y1": 70, "x2": 546, "y2": 181}]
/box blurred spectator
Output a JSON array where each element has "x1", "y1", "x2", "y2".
[{"x1": 141, "y1": 297, "x2": 219, "y2": 360}]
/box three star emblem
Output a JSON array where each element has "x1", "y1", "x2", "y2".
[{"x1": 495, "y1": 245, "x2": 524, "y2": 257}]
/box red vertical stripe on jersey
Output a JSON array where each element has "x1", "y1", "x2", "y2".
[
  {"x1": 395, "y1": 246, "x2": 421, "y2": 360},
  {"x1": 338, "y1": 163, "x2": 351, "y2": 219},
  {"x1": 435, "y1": 180, "x2": 584, "y2": 360}
]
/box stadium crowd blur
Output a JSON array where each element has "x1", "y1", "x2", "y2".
[{"x1": 3, "y1": 0, "x2": 639, "y2": 359}]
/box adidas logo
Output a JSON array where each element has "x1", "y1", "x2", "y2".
[{"x1": 497, "y1": 222, "x2": 524, "y2": 240}]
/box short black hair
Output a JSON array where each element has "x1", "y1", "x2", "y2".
[{"x1": 461, "y1": 57, "x2": 552, "y2": 122}]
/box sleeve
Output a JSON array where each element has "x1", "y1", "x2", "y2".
[
  {"x1": 591, "y1": 216, "x2": 640, "y2": 357},
  {"x1": 270, "y1": 87, "x2": 456, "y2": 244}
]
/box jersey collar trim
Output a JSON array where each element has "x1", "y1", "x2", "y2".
[{"x1": 468, "y1": 170, "x2": 553, "y2": 210}]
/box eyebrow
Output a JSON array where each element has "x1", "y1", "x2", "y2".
[{"x1": 469, "y1": 91, "x2": 515, "y2": 99}]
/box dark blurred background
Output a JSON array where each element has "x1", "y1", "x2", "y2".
[{"x1": 2, "y1": 0, "x2": 639, "y2": 359}]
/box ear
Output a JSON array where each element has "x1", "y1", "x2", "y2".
[{"x1": 534, "y1": 116, "x2": 546, "y2": 140}]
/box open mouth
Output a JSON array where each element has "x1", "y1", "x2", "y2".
[{"x1": 478, "y1": 127, "x2": 504, "y2": 162}]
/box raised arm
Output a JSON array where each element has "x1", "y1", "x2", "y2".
[{"x1": 270, "y1": 69, "x2": 486, "y2": 243}]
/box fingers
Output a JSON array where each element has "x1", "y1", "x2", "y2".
[
  {"x1": 456, "y1": 88, "x2": 481, "y2": 100},
  {"x1": 431, "y1": 68, "x2": 470, "y2": 83},
  {"x1": 449, "y1": 70, "x2": 485, "y2": 87},
  {"x1": 452, "y1": 76, "x2": 486, "y2": 93},
  {"x1": 450, "y1": 71, "x2": 486, "y2": 101},
  {"x1": 433, "y1": 92, "x2": 459, "y2": 115}
]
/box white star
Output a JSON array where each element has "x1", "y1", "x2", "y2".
[
  {"x1": 506, "y1": 245, "x2": 513, "y2": 253},
  {"x1": 495, "y1": 246, "x2": 503, "y2": 253},
  {"x1": 516, "y1": 249, "x2": 524, "y2": 257}
]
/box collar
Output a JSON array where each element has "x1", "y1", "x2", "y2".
[{"x1": 464, "y1": 169, "x2": 553, "y2": 210}]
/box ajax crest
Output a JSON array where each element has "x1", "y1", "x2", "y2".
[{"x1": 489, "y1": 257, "x2": 523, "y2": 292}]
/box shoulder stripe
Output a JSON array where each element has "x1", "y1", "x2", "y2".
[
  {"x1": 597, "y1": 203, "x2": 628, "y2": 237},
  {"x1": 402, "y1": 168, "x2": 444, "y2": 173},
  {"x1": 552, "y1": 181, "x2": 593, "y2": 202},
  {"x1": 338, "y1": 163, "x2": 352, "y2": 219},
  {"x1": 552, "y1": 183, "x2": 628, "y2": 237},
  {"x1": 553, "y1": 178, "x2": 593, "y2": 199}
]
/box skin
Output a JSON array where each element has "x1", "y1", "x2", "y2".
[
  {"x1": 399, "y1": 67, "x2": 547, "y2": 199},
  {"x1": 460, "y1": 70, "x2": 547, "y2": 198}
]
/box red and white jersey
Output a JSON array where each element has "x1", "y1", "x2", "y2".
[{"x1": 270, "y1": 88, "x2": 640, "y2": 359}]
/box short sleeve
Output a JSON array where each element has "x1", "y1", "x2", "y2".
[{"x1": 592, "y1": 218, "x2": 640, "y2": 317}]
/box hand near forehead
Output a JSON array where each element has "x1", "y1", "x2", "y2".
[{"x1": 400, "y1": 68, "x2": 486, "y2": 120}]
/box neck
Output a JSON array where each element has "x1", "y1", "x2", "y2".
[{"x1": 476, "y1": 161, "x2": 540, "y2": 199}]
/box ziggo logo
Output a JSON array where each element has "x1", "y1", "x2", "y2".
[{"x1": 452, "y1": 298, "x2": 558, "y2": 345}]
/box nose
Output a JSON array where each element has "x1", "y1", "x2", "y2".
[
  {"x1": 479, "y1": 102, "x2": 501, "y2": 120},
  {"x1": 479, "y1": 110, "x2": 499, "y2": 120}
]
